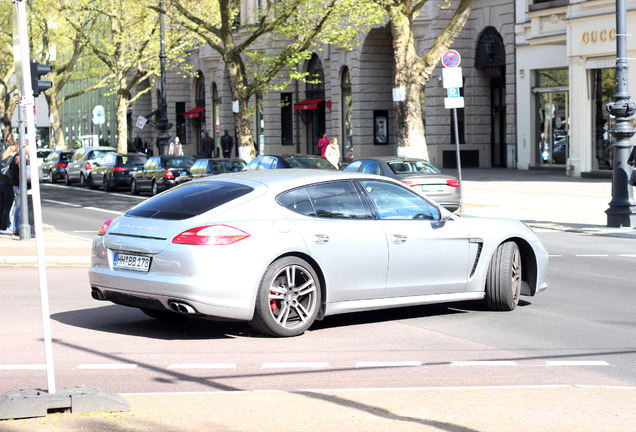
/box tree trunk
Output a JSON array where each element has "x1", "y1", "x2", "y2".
[
  {"x1": 225, "y1": 57, "x2": 256, "y2": 161},
  {"x1": 388, "y1": 9, "x2": 428, "y2": 160},
  {"x1": 115, "y1": 74, "x2": 130, "y2": 154},
  {"x1": 48, "y1": 96, "x2": 66, "y2": 149}
]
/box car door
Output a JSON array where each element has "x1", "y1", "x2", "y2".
[
  {"x1": 67, "y1": 148, "x2": 85, "y2": 181},
  {"x1": 359, "y1": 179, "x2": 471, "y2": 297},
  {"x1": 138, "y1": 157, "x2": 157, "y2": 189},
  {"x1": 278, "y1": 180, "x2": 388, "y2": 302}
]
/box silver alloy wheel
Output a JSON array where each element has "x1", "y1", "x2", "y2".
[
  {"x1": 267, "y1": 264, "x2": 318, "y2": 331},
  {"x1": 510, "y1": 246, "x2": 521, "y2": 304}
]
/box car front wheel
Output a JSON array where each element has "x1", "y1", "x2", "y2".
[
  {"x1": 130, "y1": 179, "x2": 139, "y2": 195},
  {"x1": 80, "y1": 172, "x2": 87, "y2": 187},
  {"x1": 250, "y1": 256, "x2": 321, "y2": 337},
  {"x1": 485, "y1": 241, "x2": 521, "y2": 311},
  {"x1": 151, "y1": 180, "x2": 158, "y2": 196},
  {"x1": 103, "y1": 175, "x2": 111, "y2": 192}
]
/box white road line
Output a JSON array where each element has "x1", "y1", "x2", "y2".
[
  {"x1": 76, "y1": 363, "x2": 138, "y2": 370},
  {"x1": 548, "y1": 254, "x2": 562, "y2": 257},
  {"x1": 83, "y1": 206, "x2": 123, "y2": 215},
  {"x1": 575, "y1": 254, "x2": 610, "y2": 257},
  {"x1": 0, "y1": 364, "x2": 46, "y2": 370},
  {"x1": 545, "y1": 360, "x2": 609, "y2": 367},
  {"x1": 42, "y1": 199, "x2": 81, "y2": 207},
  {"x1": 451, "y1": 361, "x2": 518, "y2": 367},
  {"x1": 261, "y1": 362, "x2": 329, "y2": 369},
  {"x1": 356, "y1": 361, "x2": 422, "y2": 368},
  {"x1": 168, "y1": 363, "x2": 236, "y2": 370},
  {"x1": 618, "y1": 254, "x2": 636, "y2": 258}
]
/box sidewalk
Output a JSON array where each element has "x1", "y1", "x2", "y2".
[{"x1": 1, "y1": 168, "x2": 636, "y2": 431}]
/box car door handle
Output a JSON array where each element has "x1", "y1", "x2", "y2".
[
  {"x1": 391, "y1": 234, "x2": 407, "y2": 244},
  {"x1": 312, "y1": 234, "x2": 330, "y2": 244}
]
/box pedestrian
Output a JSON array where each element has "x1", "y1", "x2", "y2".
[
  {"x1": 317, "y1": 132, "x2": 329, "y2": 157},
  {"x1": 8, "y1": 146, "x2": 35, "y2": 237},
  {"x1": 202, "y1": 131, "x2": 215, "y2": 158},
  {"x1": 325, "y1": 137, "x2": 341, "y2": 169},
  {"x1": 539, "y1": 132, "x2": 549, "y2": 163},
  {"x1": 168, "y1": 136, "x2": 183, "y2": 156},
  {"x1": 628, "y1": 145, "x2": 636, "y2": 186},
  {"x1": 133, "y1": 134, "x2": 142, "y2": 152},
  {"x1": 0, "y1": 144, "x2": 17, "y2": 234},
  {"x1": 220, "y1": 130, "x2": 234, "y2": 158}
]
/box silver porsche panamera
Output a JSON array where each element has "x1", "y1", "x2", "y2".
[{"x1": 89, "y1": 169, "x2": 548, "y2": 337}]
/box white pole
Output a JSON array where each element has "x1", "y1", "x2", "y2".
[{"x1": 14, "y1": 0, "x2": 56, "y2": 394}]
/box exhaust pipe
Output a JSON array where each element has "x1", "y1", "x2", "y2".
[
  {"x1": 91, "y1": 288, "x2": 106, "y2": 301},
  {"x1": 169, "y1": 301, "x2": 197, "y2": 314}
]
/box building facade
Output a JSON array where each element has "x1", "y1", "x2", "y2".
[
  {"x1": 131, "y1": 0, "x2": 518, "y2": 170},
  {"x1": 516, "y1": 0, "x2": 636, "y2": 177}
]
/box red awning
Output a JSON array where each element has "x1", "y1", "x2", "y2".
[
  {"x1": 294, "y1": 99, "x2": 332, "y2": 111},
  {"x1": 184, "y1": 107, "x2": 205, "y2": 118}
]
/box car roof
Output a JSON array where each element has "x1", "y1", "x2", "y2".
[{"x1": 353, "y1": 156, "x2": 434, "y2": 163}]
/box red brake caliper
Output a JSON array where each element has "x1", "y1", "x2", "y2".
[{"x1": 270, "y1": 290, "x2": 278, "y2": 311}]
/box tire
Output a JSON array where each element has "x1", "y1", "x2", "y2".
[
  {"x1": 88, "y1": 174, "x2": 97, "y2": 189},
  {"x1": 65, "y1": 172, "x2": 71, "y2": 185},
  {"x1": 51, "y1": 171, "x2": 58, "y2": 183},
  {"x1": 103, "y1": 175, "x2": 111, "y2": 192},
  {"x1": 131, "y1": 179, "x2": 139, "y2": 195},
  {"x1": 485, "y1": 241, "x2": 522, "y2": 311},
  {"x1": 44, "y1": 169, "x2": 52, "y2": 183},
  {"x1": 80, "y1": 172, "x2": 87, "y2": 187},
  {"x1": 250, "y1": 256, "x2": 321, "y2": 337},
  {"x1": 151, "y1": 180, "x2": 158, "y2": 196}
]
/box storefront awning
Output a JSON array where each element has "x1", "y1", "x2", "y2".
[
  {"x1": 184, "y1": 107, "x2": 205, "y2": 118},
  {"x1": 294, "y1": 99, "x2": 332, "y2": 111}
]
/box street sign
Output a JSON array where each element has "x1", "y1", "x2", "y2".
[
  {"x1": 92, "y1": 105, "x2": 105, "y2": 125},
  {"x1": 447, "y1": 87, "x2": 461, "y2": 98},
  {"x1": 442, "y1": 49, "x2": 461, "y2": 68},
  {"x1": 442, "y1": 67, "x2": 463, "y2": 88},
  {"x1": 136, "y1": 115, "x2": 148, "y2": 129},
  {"x1": 444, "y1": 96, "x2": 465, "y2": 109}
]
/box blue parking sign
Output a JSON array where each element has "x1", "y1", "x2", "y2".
[{"x1": 447, "y1": 87, "x2": 460, "y2": 98}]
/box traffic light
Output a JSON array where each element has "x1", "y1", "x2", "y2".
[{"x1": 30, "y1": 60, "x2": 52, "y2": 96}]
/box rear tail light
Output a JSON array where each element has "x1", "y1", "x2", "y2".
[
  {"x1": 401, "y1": 180, "x2": 419, "y2": 188},
  {"x1": 56, "y1": 162, "x2": 67, "y2": 168},
  {"x1": 447, "y1": 179, "x2": 460, "y2": 188},
  {"x1": 97, "y1": 217, "x2": 115, "y2": 236},
  {"x1": 113, "y1": 166, "x2": 126, "y2": 172},
  {"x1": 164, "y1": 169, "x2": 175, "y2": 179},
  {"x1": 86, "y1": 162, "x2": 92, "y2": 170},
  {"x1": 172, "y1": 225, "x2": 251, "y2": 246}
]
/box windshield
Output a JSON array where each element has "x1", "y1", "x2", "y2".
[
  {"x1": 284, "y1": 156, "x2": 335, "y2": 169},
  {"x1": 386, "y1": 160, "x2": 441, "y2": 175}
]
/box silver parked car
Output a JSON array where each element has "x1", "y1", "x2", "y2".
[
  {"x1": 344, "y1": 157, "x2": 461, "y2": 211},
  {"x1": 89, "y1": 169, "x2": 548, "y2": 337}
]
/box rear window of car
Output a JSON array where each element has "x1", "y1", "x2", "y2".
[
  {"x1": 165, "y1": 157, "x2": 194, "y2": 169},
  {"x1": 386, "y1": 160, "x2": 441, "y2": 175},
  {"x1": 120, "y1": 156, "x2": 147, "y2": 165},
  {"x1": 125, "y1": 181, "x2": 254, "y2": 220},
  {"x1": 60, "y1": 152, "x2": 73, "y2": 161},
  {"x1": 283, "y1": 157, "x2": 335, "y2": 169}
]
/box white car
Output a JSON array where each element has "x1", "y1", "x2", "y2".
[{"x1": 89, "y1": 169, "x2": 549, "y2": 337}]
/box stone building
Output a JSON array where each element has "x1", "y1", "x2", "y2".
[{"x1": 131, "y1": 0, "x2": 517, "y2": 169}]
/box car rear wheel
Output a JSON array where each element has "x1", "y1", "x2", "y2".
[
  {"x1": 103, "y1": 175, "x2": 111, "y2": 191},
  {"x1": 80, "y1": 172, "x2": 87, "y2": 187},
  {"x1": 64, "y1": 172, "x2": 71, "y2": 185},
  {"x1": 151, "y1": 180, "x2": 158, "y2": 196},
  {"x1": 88, "y1": 174, "x2": 97, "y2": 189},
  {"x1": 44, "y1": 169, "x2": 52, "y2": 183},
  {"x1": 131, "y1": 179, "x2": 139, "y2": 195},
  {"x1": 485, "y1": 241, "x2": 521, "y2": 311},
  {"x1": 250, "y1": 256, "x2": 321, "y2": 337}
]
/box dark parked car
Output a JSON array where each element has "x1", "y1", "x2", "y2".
[
  {"x1": 244, "y1": 154, "x2": 336, "y2": 170},
  {"x1": 88, "y1": 153, "x2": 148, "y2": 191},
  {"x1": 175, "y1": 158, "x2": 247, "y2": 186},
  {"x1": 41, "y1": 149, "x2": 75, "y2": 183},
  {"x1": 65, "y1": 146, "x2": 117, "y2": 187},
  {"x1": 130, "y1": 155, "x2": 194, "y2": 196},
  {"x1": 343, "y1": 157, "x2": 461, "y2": 212}
]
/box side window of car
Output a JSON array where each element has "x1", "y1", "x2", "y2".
[
  {"x1": 72, "y1": 149, "x2": 84, "y2": 161},
  {"x1": 305, "y1": 181, "x2": 369, "y2": 219},
  {"x1": 277, "y1": 188, "x2": 315, "y2": 217},
  {"x1": 343, "y1": 160, "x2": 363, "y2": 172},
  {"x1": 360, "y1": 160, "x2": 383, "y2": 175},
  {"x1": 143, "y1": 158, "x2": 154, "y2": 170},
  {"x1": 360, "y1": 180, "x2": 438, "y2": 220}
]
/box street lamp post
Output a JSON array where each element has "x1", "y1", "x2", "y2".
[
  {"x1": 157, "y1": 0, "x2": 171, "y2": 155},
  {"x1": 606, "y1": 0, "x2": 636, "y2": 227}
]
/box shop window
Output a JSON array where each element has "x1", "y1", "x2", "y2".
[{"x1": 176, "y1": 102, "x2": 186, "y2": 144}]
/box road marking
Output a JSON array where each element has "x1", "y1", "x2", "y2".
[
  {"x1": 356, "y1": 361, "x2": 422, "y2": 368},
  {"x1": 261, "y1": 362, "x2": 329, "y2": 369},
  {"x1": 0, "y1": 364, "x2": 46, "y2": 370},
  {"x1": 548, "y1": 254, "x2": 562, "y2": 257},
  {"x1": 618, "y1": 254, "x2": 636, "y2": 258},
  {"x1": 83, "y1": 206, "x2": 123, "y2": 215},
  {"x1": 575, "y1": 254, "x2": 610, "y2": 257},
  {"x1": 42, "y1": 199, "x2": 81, "y2": 207},
  {"x1": 451, "y1": 361, "x2": 518, "y2": 366},
  {"x1": 168, "y1": 363, "x2": 236, "y2": 370},
  {"x1": 545, "y1": 360, "x2": 609, "y2": 366},
  {"x1": 77, "y1": 363, "x2": 138, "y2": 370}
]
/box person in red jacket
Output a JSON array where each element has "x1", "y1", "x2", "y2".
[{"x1": 317, "y1": 132, "x2": 330, "y2": 158}]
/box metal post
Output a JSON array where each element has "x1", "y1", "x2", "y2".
[
  {"x1": 453, "y1": 108, "x2": 464, "y2": 212},
  {"x1": 605, "y1": 0, "x2": 636, "y2": 227},
  {"x1": 157, "y1": 0, "x2": 171, "y2": 156},
  {"x1": 16, "y1": 103, "x2": 30, "y2": 240}
]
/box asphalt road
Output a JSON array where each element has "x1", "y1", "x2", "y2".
[{"x1": 1, "y1": 229, "x2": 635, "y2": 394}]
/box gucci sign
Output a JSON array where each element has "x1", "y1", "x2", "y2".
[{"x1": 581, "y1": 28, "x2": 616, "y2": 44}]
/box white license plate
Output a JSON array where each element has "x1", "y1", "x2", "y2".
[
  {"x1": 114, "y1": 253, "x2": 151, "y2": 272},
  {"x1": 421, "y1": 187, "x2": 444, "y2": 194}
]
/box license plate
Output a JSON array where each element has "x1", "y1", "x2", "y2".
[
  {"x1": 114, "y1": 253, "x2": 151, "y2": 272},
  {"x1": 421, "y1": 186, "x2": 444, "y2": 194}
]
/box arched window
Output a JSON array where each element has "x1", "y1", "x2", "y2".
[{"x1": 341, "y1": 67, "x2": 353, "y2": 161}]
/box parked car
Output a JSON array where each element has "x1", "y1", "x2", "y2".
[
  {"x1": 41, "y1": 149, "x2": 75, "y2": 183},
  {"x1": 65, "y1": 146, "x2": 117, "y2": 187},
  {"x1": 89, "y1": 169, "x2": 549, "y2": 337},
  {"x1": 176, "y1": 158, "x2": 247, "y2": 186},
  {"x1": 130, "y1": 155, "x2": 194, "y2": 196},
  {"x1": 244, "y1": 154, "x2": 337, "y2": 170},
  {"x1": 88, "y1": 153, "x2": 148, "y2": 191},
  {"x1": 344, "y1": 157, "x2": 461, "y2": 212}
]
